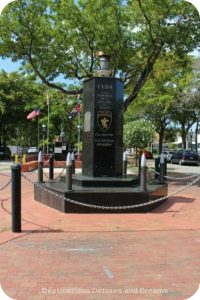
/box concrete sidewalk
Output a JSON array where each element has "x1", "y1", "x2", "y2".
[{"x1": 0, "y1": 169, "x2": 200, "y2": 299}]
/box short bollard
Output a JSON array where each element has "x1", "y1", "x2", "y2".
[
  {"x1": 123, "y1": 151, "x2": 127, "y2": 176},
  {"x1": 22, "y1": 154, "x2": 26, "y2": 164},
  {"x1": 138, "y1": 156, "x2": 141, "y2": 177},
  {"x1": 159, "y1": 153, "x2": 165, "y2": 184},
  {"x1": 49, "y1": 155, "x2": 54, "y2": 180},
  {"x1": 11, "y1": 164, "x2": 21, "y2": 232},
  {"x1": 155, "y1": 157, "x2": 160, "y2": 179},
  {"x1": 71, "y1": 152, "x2": 75, "y2": 174},
  {"x1": 140, "y1": 153, "x2": 147, "y2": 192},
  {"x1": 15, "y1": 153, "x2": 19, "y2": 164},
  {"x1": 38, "y1": 151, "x2": 43, "y2": 182},
  {"x1": 66, "y1": 152, "x2": 72, "y2": 190}
]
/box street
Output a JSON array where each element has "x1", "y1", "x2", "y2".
[{"x1": 1, "y1": 159, "x2": 200, "y2": 174}]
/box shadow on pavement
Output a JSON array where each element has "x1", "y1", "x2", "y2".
[{"x1": 151, "y1": 196, "x2": 195, "y2": 214}]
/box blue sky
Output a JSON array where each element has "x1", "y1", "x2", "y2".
[
  {"x1": 0, "y1": 57, "x2": 21, "y2": 72},
  {"x1": 0, "y1": 56, "x2": 70, "y2": 84},
  {"x1": 1, "y1": 50, "x2": 199, "y2": 73}
]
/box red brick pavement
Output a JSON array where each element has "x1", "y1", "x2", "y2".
[{"x1": 0, "y1": 170, "x2": 200, "y2": 300}]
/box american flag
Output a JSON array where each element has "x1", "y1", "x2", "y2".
[
  {"x1": 69, "y1": 104, "x2": 81, "y2": 119},
  {"x1": 27, "y1": 108, "x2": 40, "y2": 120}
]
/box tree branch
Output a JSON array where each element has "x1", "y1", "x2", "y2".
[
  {"x1": 138, "y1": 0, "x2": 155, "y2": 45},
  {"x1": 122, "y1": 65, "x2": 139, "y2": 84},
  {"x1": 28, "y1": 55, "x2": 82, "y2": 95},
  {"x1": 77, "y1": 28, "x2": 95, "y2": 74},
  {"x1": 123, "y1": 43, "x2": 164, "y2": 110}
]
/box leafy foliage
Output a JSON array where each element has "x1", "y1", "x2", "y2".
[
  {"x1": 0, "y1": 70, "x2": 81, "y2": 148},
  {"x1": 125, "y1": 53, "x2": 199, "y2": 152},
  {"x1": 123, "y1": 119, "x2": 155, "y2": 149},
  {"x1": 0, "y1": 0, "x2": 199, "y2": 109},
  {"x1": 0, "y1": 71, "x2": 44, "y2": 147}
]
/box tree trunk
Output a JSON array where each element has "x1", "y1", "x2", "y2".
[
  {"x1": 0, "y1": 121, "x2": 2, "y2": 149},
  {"x1": 158, "y1": 129, "x2": 164, "y2": 154},
  {"x1": 3, "y1": 127, "x2": 7, "y2": 149},
  {"x1": 195, "y1": 120, "x2": 199, "y2": 152},
  {"x1": 182, "y1": 132, "x2": 187, "y2": 149},
  {"x1": 135, "y1": 147, "x2": 138, "y2": 167}
]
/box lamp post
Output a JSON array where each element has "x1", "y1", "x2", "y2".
[
  {"x1": 60, "y1": 131, "x2": 65, "y2": 144},
  {"x1": 60, "y1": 130, "x2": 65, "y2": 153},
  {"x1": 46, "y1": 93, "x2": 50, "y2": 154},
  {"x1": 42, "y1": 124, "x2": 46, "y2": 153},
  {"x1": 77, "y1": 94, "x2": 81, "y2": 159},
  {"x1": 77, "y1": 124, "x2": 81, "y2": 158},
  {"x1": 190, "y1": 129, "x2": 193, "y2": 150}
]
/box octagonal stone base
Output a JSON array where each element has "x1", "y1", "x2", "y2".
[{"x1": 34, "y1": 179, "x2": 168, "y2": 213}]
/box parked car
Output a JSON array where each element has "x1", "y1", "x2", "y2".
[
  {"x1": 27, "y1": 147, "x2": 38, "y2": 155},
  {"x1": 0, "y1": 147, "x2": 11, "y2": 160},
  {"x1": 171, "y1": 150, "x2": 199, "y2": 166},
  {"x1": 163, "y1": 150, "x2": 175, "y2": 162}
]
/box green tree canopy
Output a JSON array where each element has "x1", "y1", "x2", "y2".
[
  {"x1": 170, "y1": 57, "x2": 200, "y2": 149},
  {"x1": 0, "y1": 70, "x2": 81, "y2": 149},
  {"x1": 125, "y1": 53, "x2": 197, "y2": 152},
  {"x1": 123, "y1": 119, "x2": 155, "y2": 150},
  {"x1": 0, "y1": 0, "x2": 199, "y2": 109},
  {"x1": 0, "y1": 71, "x2": 45, "y2": 148}
]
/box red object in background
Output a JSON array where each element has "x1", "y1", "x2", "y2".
[
  {"x1": 69, "y1": 104, "x2": 81, "y2": 119},
  {"x1": 27, "y1": 108, "x2": 40, "y2": 120},
  {"x1": 143, "y1": 150, "x2": 153, "y2": 159}
]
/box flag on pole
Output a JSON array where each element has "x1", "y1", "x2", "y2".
[
  {"x1": 46, "y1": 93, "x2": 50, "y2": 105},
  {"x1": 68, "y1": 104, "x2": 81, "y2": 119},
  {"x1": 27, "y1": 108, "x2": 40, "y2": 120}
]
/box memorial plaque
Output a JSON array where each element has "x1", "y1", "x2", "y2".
[
  {"x1": 82, "y1": 77, "x2": 123, "y2": 177},
  {"x1": 84, "y1": 111, "x2": 91, "y2": 132}
]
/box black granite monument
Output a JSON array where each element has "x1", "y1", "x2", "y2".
[
  {"x1": 82, "y1": 77, "x2": 124, "y2": 177},
  {"x1": 34, "y1": 52, "x2": 168, "y2": 213}
]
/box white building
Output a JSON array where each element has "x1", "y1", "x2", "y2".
[{"x1": 174, "y1": 130, "x2": 200, "y2": 153}]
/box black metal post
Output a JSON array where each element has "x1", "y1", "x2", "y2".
[
  {"x1": 38, "y1": 151, "x2": 43, "y2": 183},
  {"x1": 159, "y1": 153, "x2": 165, "y2": 184},
  {"x1": 11, "y1": 164, "x2": 21, "y2": 232},
  {"x1": 66, "y1": 152, "x2": 72, "y2": 190},
  {"x1": 38, "y1": 162, "x2": 43, "y2": 182},
  {"x1": 155, "y1": 157, "x2": 160, "y2": 180},
  {"x1": 49, "y1": 155, "x2": 54, "y2": 180},
  {"x1": 123, "y1": 151, "x2": 127, "y2": 176},
  {"x1": 71, "y1": 152, "x2": 75, "y2": 174},
  {"x1": 138, "y1": 156, "x2": 141, "y2": 178},
  {"x1": 140, "y1": 154, "x2": 147, "y2": 192},
  {"x1": 160, "y1": 164, "x2": 165, "y2": 184},
  {"x1": 140, "y1": 166, "x2": 147, "y2": 192}
]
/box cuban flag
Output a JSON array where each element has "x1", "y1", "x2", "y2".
[{"x1": 27, "y1": 108, "x2": 40, "y2": 120}]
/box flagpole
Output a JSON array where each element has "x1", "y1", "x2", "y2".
[
  {"x1": 26, "y1": 109, "x2": 40, "y2": 150},
  {"x1": 77, "y1": 95, "x2": 81, "y2": 159},
  {"x1": 47, "y1": 92, "x2": 50, "y2": 154},
  {"x1": 38, "y1": 115, "x2": 40, "y2": 151}
]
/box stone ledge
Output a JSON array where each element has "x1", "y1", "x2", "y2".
[{"x1": 34, "y1": 182, "x2": 168, "y2": 213}]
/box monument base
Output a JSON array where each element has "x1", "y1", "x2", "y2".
[
  {"x1": 34, "y1": 178, "x2": 168, "y2": 213},
  {"x1": 60, "y1": 173, "x2": 139, "y2": 187}
]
